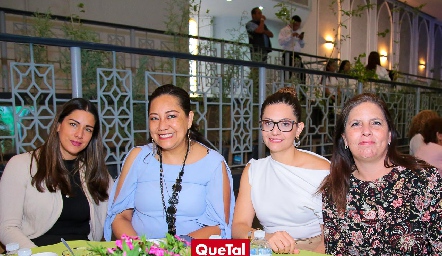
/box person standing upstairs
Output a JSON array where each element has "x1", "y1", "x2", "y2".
[
  {"x1": 279, "y1": 15, "x2": 305, "y2": 82},
  {"x1": 246, "y1": 7, "x2": 274, "y2": 62}
]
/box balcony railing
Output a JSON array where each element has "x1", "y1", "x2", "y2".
[{"x1": 1, "y1": 31, "x2": 442, "y2": 179}]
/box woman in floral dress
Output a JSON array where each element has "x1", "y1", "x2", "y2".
[{"x1": 318, "y1": 93, "x2": 442, "y2": 255}]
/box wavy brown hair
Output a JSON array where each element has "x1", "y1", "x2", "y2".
[
  {"x1": 31, "y1": 98, "x2": 110, "y2": 204},
  {"x1": 407, "y1": 110, "x2": 439, "y2": 138},
  {"x1": 318, "y1": 93, "x2": 432, "y2": 212},
  {"x1": 421, "y1": 117, "x2": 442, "y2": 144}
]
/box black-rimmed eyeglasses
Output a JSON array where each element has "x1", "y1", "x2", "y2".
[{"x1": 259, "y1": 120, "x2": 297, "y2": 132}]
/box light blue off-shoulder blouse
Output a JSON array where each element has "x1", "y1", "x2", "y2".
[{"x1": 104, "y1": 144, "x2": 234, "y2": 240}]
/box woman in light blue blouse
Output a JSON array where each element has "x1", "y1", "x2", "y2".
[{"x1": 105, "y1": 84, "x2": 234, "y2": 240}]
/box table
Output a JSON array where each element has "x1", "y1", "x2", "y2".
[
  {"x1": 32, "y1": 240, "x2": 329, "y2": 256},
  {"x1": 32, "y1": 241, "x2": 114, "y2": 255}
]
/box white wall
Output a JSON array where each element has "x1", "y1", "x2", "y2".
[
  {"x1": 207, "y1": 1, "x2": 313, "y2": 53},
  {"x1": 0, "y1": 0, "x2": 171, "y2": 30},
  {"x1": 2, "y1": 0, "x2": 442, "y2": 77}
]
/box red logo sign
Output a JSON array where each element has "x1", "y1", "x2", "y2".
[{"x1": 191, "y1": 239, "x2": 250, "y2": 256}]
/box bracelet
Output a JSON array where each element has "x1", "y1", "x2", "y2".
[{"x1": 247, "y1": 230, "x2": 254, "y2": 241}]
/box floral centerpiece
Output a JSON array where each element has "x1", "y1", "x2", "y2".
[{"x1": 89, "y1": 234, "x2": 191, "y2": 256}]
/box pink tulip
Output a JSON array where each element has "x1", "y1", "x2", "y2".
[
  {"x1": 149, "y1": 247, "x2": 165, "y2": 256},
  {"x1": 115, "y1": 240, "x2": 123, "y2": 250},
  {"x1": 126, "y1": 240, "x2": 134, "y2": 250}
]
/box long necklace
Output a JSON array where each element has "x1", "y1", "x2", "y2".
[{"x1": 159, "y1": 139, "x2": 190, "y2": 235}]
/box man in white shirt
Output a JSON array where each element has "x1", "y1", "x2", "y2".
[{"x1": 278, "y1": 15, "x2": 305, "y2": 82}]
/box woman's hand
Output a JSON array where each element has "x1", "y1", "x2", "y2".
[{"x1": 265, "y1": 231, "x2": 300, "y2": 254}]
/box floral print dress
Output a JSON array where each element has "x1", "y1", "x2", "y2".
[{"x1": 323, "y1": 166, "x2": 442, "y2": 255}]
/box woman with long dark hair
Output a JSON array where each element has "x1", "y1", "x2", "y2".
[
  {"x1": 319, "y1": 93, "x2": 441, "y2": 254},
  {"x1": 338, "y1": 60, "x2": 350, "y2": 74},
  {"x1": 366, "y1": 51, "x2": 390, "y2": 80},
  {"x1": 105, "y1": 84, "x2": 234, "y2": 240},
  {"x1": 0, "y1": 98, "x2": 112, "y2": 248}
]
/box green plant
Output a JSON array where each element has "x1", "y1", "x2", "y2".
[
  {"x1": 219, "y1": 12, "x2": 252, "y2": 146},
  {"x1": 32, "y1": 11, "x2": 54, "y2": 64},
  {"x1": 59, "y1": 4, "x2": 111, "y2": 99},
  {"x1": 89, "y1": 234, "x2": 190, "y2": 256},
  {"x1": 0, "y1": 113, "x2": 13, "y2": 165},
  {"x1": 349, "y1": 53, "x2": 376, "y2": 83},
  {"x1": 377, "y1": 28, "x2": 390, "y2": 38},
  {"x1": 27, "y1": 4, "x2": 111, "y2": 99},
  {"x1": 132, "y1": 56, "x2": 151, "y2": 145},
  {"x1": 327, "y1": 0, "x2": 375, "y2": 59},
  {"x1": 161, "y1": 0, "x2": 206, "y2": 89},
  {"x1": 274, "y1": 2, "x2": 297, "y2": 25}
]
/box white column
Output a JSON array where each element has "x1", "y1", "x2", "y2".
[
  {"x1": 391, "y1": 3, "x2": 400, "y2": 70},
  {"x1": 411, "y1": 14, "x2": 419, "y2": 75},
  {"x1": 368, "y1": 3, "x2": 378, "y2": 53},
  {"x1": 427, "y1": 20, "x2": 435, "y2": 78},
  {"x1": 70, "y1": 47, "x2": 83, "y2": 98}
]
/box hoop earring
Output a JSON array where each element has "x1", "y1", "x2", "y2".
[
  {"x1": 152, "y1": 138, "x2": 157, "y2": 155},
  {"x1": 187, "y1": 129, "x2": 191, "y2": 152},
  {"x1": 293, "y1": 136, "x2": 301, "y2": 147},
  {"x1": 345, "y1": 145, "x2": 348, "y2": 149}
]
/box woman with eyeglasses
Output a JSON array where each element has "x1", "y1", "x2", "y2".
[{"x1": 232, "y1": 87, "x2": 330, "y2": 254}]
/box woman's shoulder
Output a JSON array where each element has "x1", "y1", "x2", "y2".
[
  {"x1": 401, "y1": 166, "x2": 442, "y2": 198},
  {"x1": 376, "y1": 64, "x2": 387, "y2": 71},
  {"x1": 194, "y1": 142, "x2": 224, "y2": 162},
  {"x1": 423, "y1": 142, "x2": 442, "y2": 151},
  {"x1": 3, "y1": 151, "x2": 35, "y2": 176},
  {"x1": 297, "y1": 149, "x2": 330, "y2": 170},
  {"x1": 137, "y1": 144, "x2": 154, "y2": 152},
  {"x1": 395, "y1": 165, "x2": 440, "y2": 184},
  {"x1": 128, "y1": 145, "x2": 154, "y2": 159},
  {"x1": 120, "y1": 145, "x2": 155, "y2": 171},
  {"x1": 247, "y1": 156, "x2": 272, "y2": 173},
  {"x1": 248, "y1": 156, "x2": 271, "y2": 164},
  {"x1": 7, "y1": 151, "x2": 34, "y2": 165},
  {"x1": 187, "y1": 143, "x2": 228, "y2": 175}
]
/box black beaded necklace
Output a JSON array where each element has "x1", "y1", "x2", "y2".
[{"x1": 159, "y1": 139, "x2": 190, "y2": 235}]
